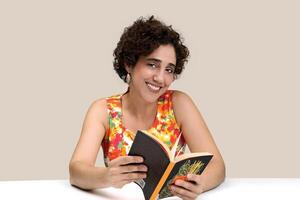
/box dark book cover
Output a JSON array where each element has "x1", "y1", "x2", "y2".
[
  {"x1": 128, "y1": 130, "x2": 170, "y2": 200},
  {"x1": 128, "y1": 130, "x2": 213, "y2": 200}
]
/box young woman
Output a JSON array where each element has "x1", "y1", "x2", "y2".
[{"x1": 69, "y1": 16, "x2": 225, "y2": 199}]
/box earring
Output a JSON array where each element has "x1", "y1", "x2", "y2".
[{"x1": 126, "y1": 73, "x2": 131, "y2": 84}]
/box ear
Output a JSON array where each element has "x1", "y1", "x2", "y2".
[{"x1": 124, "y1": 63, "x2": 132, "y2": 73}]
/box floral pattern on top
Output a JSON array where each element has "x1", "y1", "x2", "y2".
[{"x1": 101, "y1": 90, "x2": 186, "y2": 166}]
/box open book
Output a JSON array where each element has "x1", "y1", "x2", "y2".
[{"x1": 128, "y1": 130, "x2": 213, "y2": 200}]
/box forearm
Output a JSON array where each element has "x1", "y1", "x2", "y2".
[
  {"x1": 69, "y1": 161, "x2": 109, "y2": 190},
  {"x1": 201, "y1": 158, "x2": 226, "y2": 192}
]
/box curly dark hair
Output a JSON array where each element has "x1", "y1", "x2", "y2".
[{"x1": 113, "y1": 15, "x2": 190, "y2": 82}]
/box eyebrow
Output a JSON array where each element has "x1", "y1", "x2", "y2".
[{"x1": 145, "y1": 58, "x2": 176, "y2": 68}]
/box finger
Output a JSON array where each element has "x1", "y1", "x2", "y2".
[
  {"x1": 171, "y1": 189, "x2": 193, "y2": 200},
  {"x1": 119, "y1": 164, "x2": 148, "y2": 173},
  {"x1": 171, "y1": 190, "x2": 185, "y2": 200},
  {"x1": 187, "y1": 173, "x2": 201, "y2": 184},
  {"x1": 109, "y1": 156, "x2": 143, "y2": 166},
  {"x1": 170, "y1": 184, "x2": 198, "y2": 199},
  {"x1": 187, "y1": 174, "x2": 204, "y2": 194},
  {"x1": 110, "y1": 171, "x2": 146, "y2": 185},
  {"x1": 118, "y1": 171, "x2": 147, "y2": 180},
  {"x1": 174, "y1": 179, "x2": 198, "y2": 193}
]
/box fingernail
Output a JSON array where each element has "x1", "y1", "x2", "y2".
[{"x1": 175, "y1": 180, "x2": 181, "y2": 185}]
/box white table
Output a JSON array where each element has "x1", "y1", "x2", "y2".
[{"x1": 0, "y1": 178, "x2": 299, "y2": 200}]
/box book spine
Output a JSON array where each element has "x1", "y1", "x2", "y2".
[{"x1": 149, "y1": 162, "x2": 175, "y2": 200}]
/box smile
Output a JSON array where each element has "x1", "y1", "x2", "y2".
[{"x1": 146, "y1": 82, "x2": 161, "y2": 92}]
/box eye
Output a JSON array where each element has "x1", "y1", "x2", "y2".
[
  {"x1": 165, "y1": 67, "x2": 175, "y2": 74},
  {"x1": 147, "y1": 63, "x2": 157, "y2": 68}
]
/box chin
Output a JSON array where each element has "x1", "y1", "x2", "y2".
[{"x1": 142, "y1": 88, "x2": 167, "y2": 103}]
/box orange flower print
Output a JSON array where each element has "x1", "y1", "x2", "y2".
[{"x1": 102, "y1": 91, "x2": 186, "y2": 165}]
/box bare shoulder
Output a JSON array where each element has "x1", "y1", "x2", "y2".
[
  {"x1": 84, "y1": 97, "x2": 108, "y2": 130},
  {"x1": 172, "y1": 90, "x2": 196, "y2": 111},
  {"x1": 89, "y1": 98, "x2": 107, "y2": 112},
  {"x1": 172, "y1": 90, "x2": 198, "y2": 124},
  {"x1": 172, "y1": 90, "x2": 193, "y2": 104}
]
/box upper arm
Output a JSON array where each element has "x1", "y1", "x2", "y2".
[
  {"x1": 70, "y1": 98, "x2": 108, "y2": 166},
  {"x1": 172, "y1": 91, "x2": 223, "y2": 160}
]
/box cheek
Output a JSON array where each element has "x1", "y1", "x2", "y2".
[
  {"x1": 137, "y1": 67, "x2": 152, "y2": 78},
  {"x1": 165, "y1": 76, "x2": 175, "y2": 86},
  {"x1": 132, "y1": 70, "x2": 147, "y2": 81}
]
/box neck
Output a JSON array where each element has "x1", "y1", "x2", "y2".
[{"x1": 122, "y1": 88, "x2": 157, "y2": 120}]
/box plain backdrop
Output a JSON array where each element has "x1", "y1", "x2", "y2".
[{"x1": 0, "y1": 0, "x2": 299, "y2": 180}]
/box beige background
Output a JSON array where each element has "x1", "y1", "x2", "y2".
[{"x1": 0, "y1": 0, "x2": 299, "y2": 180}]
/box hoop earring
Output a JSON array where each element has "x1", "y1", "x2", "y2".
[{"x1": 126, "y1": 73, "x2": 131, "y2": 84}]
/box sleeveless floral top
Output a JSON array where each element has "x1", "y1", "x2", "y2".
[{"x1": 101, "y1": 90, "x2": 186, "y2": 166}]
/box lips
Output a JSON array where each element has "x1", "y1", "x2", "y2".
[{"x1": 146, "y1": 82, "x2": 162, "y2": 92}]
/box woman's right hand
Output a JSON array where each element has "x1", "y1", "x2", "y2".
[{"x1": 105, "y1": 156, "x2": 148, "y2": 188}]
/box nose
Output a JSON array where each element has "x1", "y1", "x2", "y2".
[{"x1": 153, "y1": 68, "x2": 164, "y2": 84}]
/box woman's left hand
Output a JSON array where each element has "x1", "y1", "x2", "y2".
[{"x1": 170, "y1": 174, "x2": 205, "y2": 200}]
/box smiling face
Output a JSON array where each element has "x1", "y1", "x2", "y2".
[{"x1": 126, "y1": 44, "x2": 177, "y2": 103}]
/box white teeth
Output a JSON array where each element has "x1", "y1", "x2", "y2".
[{"x1": 147, "y1": 83, "x2": 160, "y2": 91}]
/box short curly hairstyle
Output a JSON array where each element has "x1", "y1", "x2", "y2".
[{"x1": 113, "y1": 15, "x2": 190, "y2": 82}]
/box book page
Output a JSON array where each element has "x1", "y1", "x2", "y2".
[
  {"x1": 170, "y1": 132, "x2": 182, "y2": 161},
  {"x1": 175, "y1": 152, "x2": 212, "y2": 163}
]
